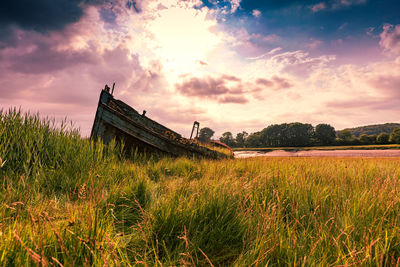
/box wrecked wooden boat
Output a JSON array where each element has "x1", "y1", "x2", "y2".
[{"x1": 91, "y1": 85, "x2": 231, "y2": 159}]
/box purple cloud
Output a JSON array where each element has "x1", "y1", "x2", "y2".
[
  {"x1": 369, "y1": 75, "x2": 400, "y2": 97},
  {"x1": 272, "y1": 76, "x2": 293, "y2": 89},
  {"x1": 256, "y1": 76, "x2": 292, "y2": 90},
  {"x1": 7, "y1": 42, "x2": 98, "y2": 74},
  {"x1": 176, "y1": 73, "x2": 293, "y2": 104},
  {"x1": 176, "y1": 76, "x2": 230, "y2": 97},
  {"x1": 380, "y1": 24, "x2": 400, "y2": 55},
  {"x1": 310, "y1": 0, "x2": 366, "y2": 12},
  {"x1": 256, "y1": 78, "x2": 274, "y2": 87},
  {"x1": 219, "y1": 95, "x2": 248, "y2": 104}
]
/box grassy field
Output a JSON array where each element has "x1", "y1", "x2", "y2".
[
  {"x1": 1, "y1": 109, "x2": 400, "y2": 266},
  {"x1": 233, "y1": 144, "x2": 400, "y2": 152}
]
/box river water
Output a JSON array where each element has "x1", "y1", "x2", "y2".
[{"x1": 234, "y1": 149, "x2": 400, "y2": 158}]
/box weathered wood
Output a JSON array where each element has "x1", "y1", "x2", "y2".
[{"x1": 91, "y1": 89, "x2": 229, "y2": 159}]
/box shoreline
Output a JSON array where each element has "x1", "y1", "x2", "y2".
[
  {"x1": 234, "y1": 149, "x2": 400, "y2": 158},
  {"x1": 233, "y1": 144, "x2": 400, "y2": 152}
]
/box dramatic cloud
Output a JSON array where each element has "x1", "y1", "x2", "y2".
[
  {"x1": 0, "y1": 0, "x2": 88, "y2": 32},
  {"x1": 0, "y1": 44, "x2": 161, "y2": 104},
  {"x1": 175, "y1": 75, "x2": 248, "y2": 104},
  {"x1": 176, "y1": 73, "x2": 292, "y2": 104},
  {"x1": 1, "y1": 0, "x2": 399, "y2": 138},
  {"x1": 1, "y1": 0, "x2": 231, "y2": 135},
  {"x1": 380, "y1": 24, "x2": 400, "y2": 55},
  {"x1": 176, "y1": 76, "x2": 231, "y2": 97},
  {"x1": 0, "y1": 2, "x2": 168, "y2": 135},
  {"x1": 5, "y1": 41, "x2": 97, "y2": 75}
]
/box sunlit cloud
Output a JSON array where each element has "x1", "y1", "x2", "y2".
[
  {"x1": 0, "y1": 0, "x2": 399, "y2": 138},
  {"x1": 144, "y1": 3, "x2": 221, "y2": 79}
]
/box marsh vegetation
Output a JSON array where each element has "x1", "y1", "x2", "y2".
[{"x1": 1, "y1": 110, "x2": 400, "y2": 266}]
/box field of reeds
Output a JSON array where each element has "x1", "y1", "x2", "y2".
[{"x1": 1, "y1": 109, "x2": 400, "y2": 266}]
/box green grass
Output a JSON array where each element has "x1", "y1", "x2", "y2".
[
  {"x1": 233, "y1": 144, "x2": 400, "y2": 152},
  {"x1": 1, "y1": 109, "x2": 400, "y2": 266}
]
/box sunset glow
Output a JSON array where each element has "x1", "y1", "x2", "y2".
[{"x1": 1, "y1": 0, "x2": 399, "y2": 137}]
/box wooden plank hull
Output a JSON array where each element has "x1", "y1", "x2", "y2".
[{"x1": 91, "y1": 90, "x2": 228, "y2": 159}]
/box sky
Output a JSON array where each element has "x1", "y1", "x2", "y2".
[{"x1": 1, "y1": 0, "x2": 400, "y2": 137}]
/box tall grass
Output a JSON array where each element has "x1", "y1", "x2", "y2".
[{"x1": 1, "y1": 109, "x2": 400, "y2": 266}]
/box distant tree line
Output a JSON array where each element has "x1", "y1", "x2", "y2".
[
  {"x1": 336, "y1": 128, "x2": 400, "y2": 146},
  {"x1": 342, "y1": 123, "x2": 400, "y2": 137},
  {"x1": 200, "y1": 123, "x2": 400, "y2": 148},
  {"x1": 218, "y1": 123, "x2": 336, "y2": 148}
]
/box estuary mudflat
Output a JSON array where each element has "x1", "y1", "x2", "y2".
[{"x1": 235, "y1": 149, "x2": 400, "y2": 158}]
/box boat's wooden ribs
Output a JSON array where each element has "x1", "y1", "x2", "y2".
[{"x1": 90, "y1": 89, "x2": 227, "y2": 159}]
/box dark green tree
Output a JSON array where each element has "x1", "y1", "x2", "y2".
[
  {"x1": 338, "y1": 130, "x2": 353, "y2": 143},
  {"x1": 285, "y1": 122, "x2": 314, "y2": 147},
  {"x1": 359, "y1": 134, "x2": 369, "y2": 144},
  {"x1": 261, "y1": 124, "x2": 286, "y2": 147},
  {"x1": 219, "y1": 132, "x2": 235, "y2": 147},
  {"x1": 315, "y1": 124, "x2": 336, "y2": 145},
  {"x1": 260, "y1": 123, "x2": 313, "y2": 147},
  {"x1": 198, "y1": 127, "x2": 214, "y2": 143},
  {"x1": 359, "y1": 134, "x2": 376, "y2": 144},
  {"x1": 376, "y1": 132, "x2": 390, "y2": 144},
  {"x1": 389, "y1": 128, "x2": 400, "y2": 144},
  {"x1": 245, "y1": 132, "x2": 262, "y2": 147},
  {"x1": 235, "y1": 131, "x2": 248, "y2": 148},
  {"x1": 367, "y1": 135, "x2": 377, "y2": 144}
]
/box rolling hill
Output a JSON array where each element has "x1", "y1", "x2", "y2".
[{"x1": 340, "y1": 123, "x2": 400, "y2": 137}]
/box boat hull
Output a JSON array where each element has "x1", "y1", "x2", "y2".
[{"x1": 91, "y1": 90, "x2": 228, "y2": 159}]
